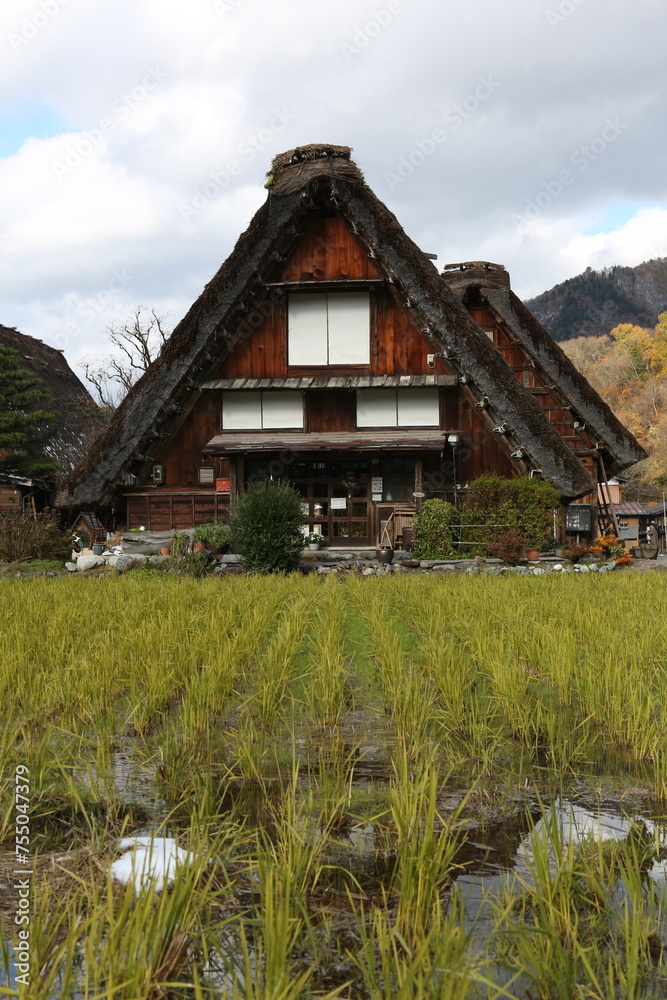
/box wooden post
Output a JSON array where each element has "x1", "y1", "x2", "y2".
[
  {"x1": 229, "y1": 457, "x2": 242, "y2": 510},
  {"x1": 415, "y1": 457, "x2": 423, "y2": 505}
]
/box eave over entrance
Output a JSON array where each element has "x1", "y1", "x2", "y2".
[{"x1": 202, "y1": 431, "x2": 447, "y2": 453}]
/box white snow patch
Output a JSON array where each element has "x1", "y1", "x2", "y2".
[{"x1": 111, "y1": 836, "x2": 196, "y2": 892}]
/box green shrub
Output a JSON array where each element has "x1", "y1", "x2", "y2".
[
  {"x1": 412, "y1": 499, "x2": 457, "y2": 559},
  {"x1": 509, "y1": 476, "x2": 560, "y2": 547},
  {"x1": 463, "y1": 475, "x2": 559, "y2": 550},
  {"x1": 458, "y1": 504, "x2": 488, "y2": 555},
  {"x1": 230, "y1": 481, "x2": 306, "y2": 574},
  {"x1": 170, "y1": 551, "x2": 211, "y2": 578}
]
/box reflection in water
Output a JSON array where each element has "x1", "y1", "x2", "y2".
[
  {"x1": 454, "y1": 797, "x2": 667, "y2": 963},
  {"x1": 516, "y1": 800, "x2": 667, "y2": 884}
]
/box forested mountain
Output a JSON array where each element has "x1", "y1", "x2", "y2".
[{"x1": 525, "y1": 259, "x2": 667, "y2": 341}]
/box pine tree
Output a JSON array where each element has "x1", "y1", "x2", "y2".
[{"x1": 0, "y1": 345, "x2": 58, "y2": 478}]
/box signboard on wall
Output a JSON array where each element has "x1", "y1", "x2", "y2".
[
  {"x1": 371, "y1": 477, "x2": 383, "y2": 493},
  {"x1": 330, "y1": 497, "x2": 347, "y2": 510},
  {"x1": 565, "y1": 504, "x2": 592, "y2": 532}
]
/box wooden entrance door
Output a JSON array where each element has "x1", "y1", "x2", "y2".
[
  {"x1": 293, "y1": 457, "x2": 371, "y2": 545},
  {"x1": 243, "y1": 455, "x2": 372, "y2": 545}
]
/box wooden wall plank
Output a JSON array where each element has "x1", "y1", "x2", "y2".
[
  {"x1": 308, "y1": 390, "x2": 355, "y2": 432},
  {"x1": 151, "y1": 393, "x2": 221, "y2": 487},
  {"x1": 279, "y1": 217, "x2": 383, "y2": 282}
]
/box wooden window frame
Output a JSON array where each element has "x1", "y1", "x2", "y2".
[
  {"x1": 287, "y1": 291, "x2": 371, "y2": 368},
  {"x1": 355, "y1": 388, "x2": 441, "y2": 429},
  {"x1": 221, "y1": 390, "x2": 305, "y2": 430}
]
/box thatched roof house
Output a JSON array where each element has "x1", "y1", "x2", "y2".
[
  {"x1": 0, "y1": 325, "x2": 105, "y2": 477},
  {"x1": 56, "y1": 145, "x2": 643, "y2": 541}
]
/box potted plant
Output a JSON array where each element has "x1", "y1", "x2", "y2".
[
  {"x1": 193, "y1": 520, "x2": 232, "y2": 554},
  {"x1": 305, "y1": 532, "x2": 324, "y2": 551}
]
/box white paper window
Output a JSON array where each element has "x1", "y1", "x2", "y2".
[
  {"x1": 397, "y1": 388, "x2": 440, "y2": 426},
  {"x1": 356, "y1": 389, "x2": 397, "y2": 427},
  {"x1": 327, "y1": 293, "x2": 370, "y2": 364},
  {"x1": 222, "y1": 391, "x2": 262, "y2": 429},
  {"x1": 288, "y1": 295, "x2": 328, "y2": 366},
  {"x1": 356, "y1": 388, "x2": 440, "y2": 428},
  {"x1": 288, "y1": 292, "x2": 369, "y2": 365},
  {"x1": 222, "y1": 391, "x2": 303, "y2": 429},
  {"x1": 261, "y1": 392, "x2": 303, "y2": 428}
]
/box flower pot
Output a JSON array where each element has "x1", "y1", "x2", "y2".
[
  {"x1": 193, "y1": 542, "x2": 207, "y2": 553},
  {"x1": 92, "y1": 543, "x2": 105, "y2": 556},
  {"x1": 308, "y1": 543, "x2": 321, "y2": 551},
  {"x1": 376, "y1": 546, "x2": 394, "y2": 564},
  {"x1": 525, "y1": 547, "x2": 540, "y2": 562},
  {"x1": 631, "y1": 545, "x2": 659, "y2": 560},
  {"x1": 160, "y1": 547, "x2": 171, "y2": 556}
]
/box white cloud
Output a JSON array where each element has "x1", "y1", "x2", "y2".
[
  {"x1": 0, "y1": 0, "x2": 666, "y2": 367},
  {"x1": 560, "y1": 207, "x2": 667, "y2": 277}
]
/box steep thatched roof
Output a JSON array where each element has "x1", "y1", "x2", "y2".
[
  {"x1": 442, "y1": 263, "x2": 646, "y2": 476},
  {"x1": 0, "y1": 325, "x2": 106, "y2": 476},
  {"x1": 57, "y1": 143, "x2": 595, "y2": 507}
]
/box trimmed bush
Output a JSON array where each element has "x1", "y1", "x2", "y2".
[
  {"x1": 412, "y1": 499, "x2": 457, "y2": 559},
  {"x1": 231, "y1": 481, "x2": 306, "y2": 574},
  {"x1": 464, "y1": 475, "x2": 560, "y2": 550}
]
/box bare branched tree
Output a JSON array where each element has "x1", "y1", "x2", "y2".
[{"x1": 80, "y1": 307, "x2": 170, "y2": 410}]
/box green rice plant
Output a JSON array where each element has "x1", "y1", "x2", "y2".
[
  {"x1": 181, "y1": 577, "x2": 299, "y2": 738},
  {"x1": 348, "y1": 578, "x2": 436, "y2": 759},
  {"x1": 309, "y1": 738, "x2": 362, "y2": 830},
  {"x1": 351, "y1": 891, "x2": 514, "y2": 1000},
  {"x1": 3, "y1": 571, "x2": 667, "y2": 997},
  {"x1": 301, "y1": 578, "x2": 351, "y2": 727},
  {"x1": 391, "y1": 581, "x2": 504, "y2": 767},
  {"x1": 234, "y1": 863, "x2": 316, "y2": 1000},
  {"x1": 224, "y1": 763, "x2": 352, "y2": 1000},
  {"x1": 242, "y1": 586, "x2": 316, "y2": 730},
  {"x1": 654, "y1": 749, "x2": 667, "y2": 802},
  {"x1": 388, "y1": 749, "x2": 466, "y2": 945}
]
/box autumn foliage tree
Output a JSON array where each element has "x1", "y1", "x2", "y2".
[{"x1": 561, "y1": 312, "x2": 667, "y2": 493}]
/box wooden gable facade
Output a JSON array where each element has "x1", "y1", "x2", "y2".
[
  {"x1": 140, "y1": 217, "x2": 518, "y2": 544},
  {"x1": 58, "y1": 145, "x2": 642, "y2": 542}
]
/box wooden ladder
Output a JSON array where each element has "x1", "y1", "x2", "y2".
[{"x1": 596, "y1": 454, "x2": 621, "y2": 538}]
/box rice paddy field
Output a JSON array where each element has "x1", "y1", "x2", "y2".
[{"x1": 1, "y1": 571, "x2": 667, "y2": 998}]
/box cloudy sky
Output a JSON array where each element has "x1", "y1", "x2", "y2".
[{"x1": 1, "y1": 0, "x2": 666, "y2": 379}]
